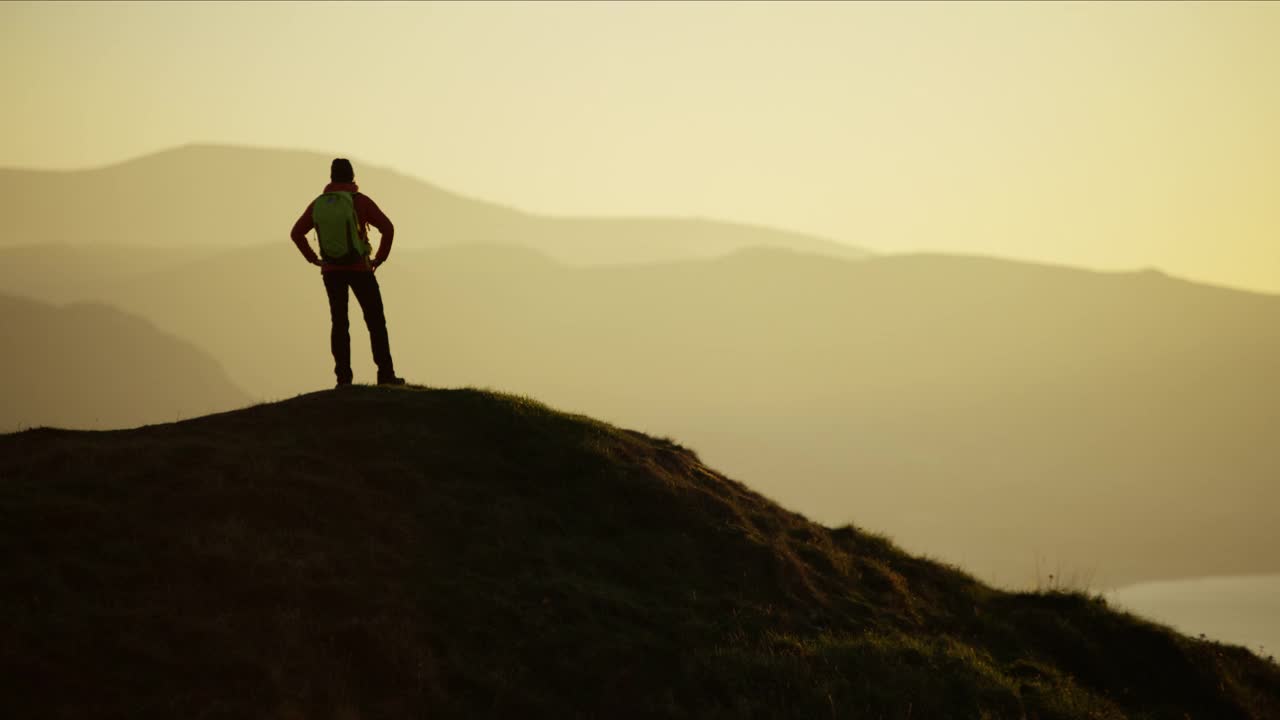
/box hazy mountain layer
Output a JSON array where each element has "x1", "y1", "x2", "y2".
[
  {"x1": 36, "y1": 243, "x2": 1278, "y2": 589},
  {"x1": 0, "y1": 244, "x2": 218, "y2": 304},
  {"x1": 2, "y1": 386, "x2": 1276, "y2": 718},
  {"x1": 0, "y1": 144, "x2": 867, "y2": 265},
  {"x1": 0, "y1": 294, "x2": 250, "y2": 432}
]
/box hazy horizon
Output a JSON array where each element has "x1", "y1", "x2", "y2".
[
  {"x1": 8, "y1": 138, "x2": 1280, "y2": 300},
  {"x1": 4, "y1": 1, "x2": 1280, "y2": 292}
]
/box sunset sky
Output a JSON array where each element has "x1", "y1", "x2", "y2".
[{"x1": 4, "y1": 1, "x2": 1279, "y2": 292}]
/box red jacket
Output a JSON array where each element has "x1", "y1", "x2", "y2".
[{"x1": 290, "y1": 182, "x2": 395, "y2": 272}]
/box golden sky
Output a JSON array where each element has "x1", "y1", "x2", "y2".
[{"x1": 3, "y1": 1, "x2": 1279, "y2": 292}]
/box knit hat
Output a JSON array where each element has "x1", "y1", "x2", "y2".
[{"x1": 330, "y1": 158, "x2": 354, "y2": 183}]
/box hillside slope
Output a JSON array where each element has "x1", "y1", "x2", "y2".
[
  {"x1": 1, "y1": 386, "x2": 1276, "y2": 719},
  {"x1": 82, "y1": 244, "x2": 1280, "y2": 587},
  {"x1": 0, "y1": 294, "x2": 251, "y2": 432},
  {"x1": 0, "y1": 144, "x2": 867, "y2": 265}
]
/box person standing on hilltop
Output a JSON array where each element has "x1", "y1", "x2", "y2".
[{"x1": 289, "y1": 158, "x2": 406, "y2": 388}]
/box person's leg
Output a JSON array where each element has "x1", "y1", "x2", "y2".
[
  {"x1": 349, "y1": 272, "x2": 397, "y2": 380},
  {"x1": 323, "y1": 272, "x2": 353, "y2": 384}
]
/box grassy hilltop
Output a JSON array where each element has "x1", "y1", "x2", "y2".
[{"x1": 1, "y1": 386, "x2": 1277, "y2": 719}]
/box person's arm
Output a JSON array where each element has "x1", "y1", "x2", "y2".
[
  {"x1": 358, "y1": 195, "x2": 395, "y2": 267},
  {"x1": 290, "y1": 202, "x2": 322, "y2": 265}
]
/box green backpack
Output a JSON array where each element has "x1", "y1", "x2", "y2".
[{"x1": 312, "y1": 192, "x2": 372, "y2": 263}]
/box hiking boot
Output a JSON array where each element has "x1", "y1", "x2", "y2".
[
  {"x1": 377, "y1": 375, "x2": 406, "y2": 386},
  {"x1": 335, "y1": 379, "x2": 354, "y2": 389}
]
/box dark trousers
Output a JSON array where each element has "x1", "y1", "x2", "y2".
[{"x1": 323, "y1": 271, "x2": 395, "y2": 382}]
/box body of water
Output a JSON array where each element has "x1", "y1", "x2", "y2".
[{"x1": 1106, "y1": 574, "x2": 1280, "y2": 660}]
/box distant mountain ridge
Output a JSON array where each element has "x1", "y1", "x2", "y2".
[
  {"x1": 0, "y1": 293, "x2": 250, "y2": 432},
  {"x1": 0, "y1": 144, "x2": 868, "y2": 265}
]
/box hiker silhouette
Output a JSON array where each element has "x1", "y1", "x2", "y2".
[{"x1": 289, "y1": 158, "x2": 406, "y2": 387}]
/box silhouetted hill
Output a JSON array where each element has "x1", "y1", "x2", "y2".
[
  {"x1": 0, "y1": 294, "x2": 250, "y2": 432},
  {"x1": 62, "y1": 244, "x2": 1280, "y2": 588},
  {"x1": 1, "y1": 386, "x2": 1276, "y2": 718},
  {"x1": 0, "y1": 144, "x2": 867, "y2": 265}
]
